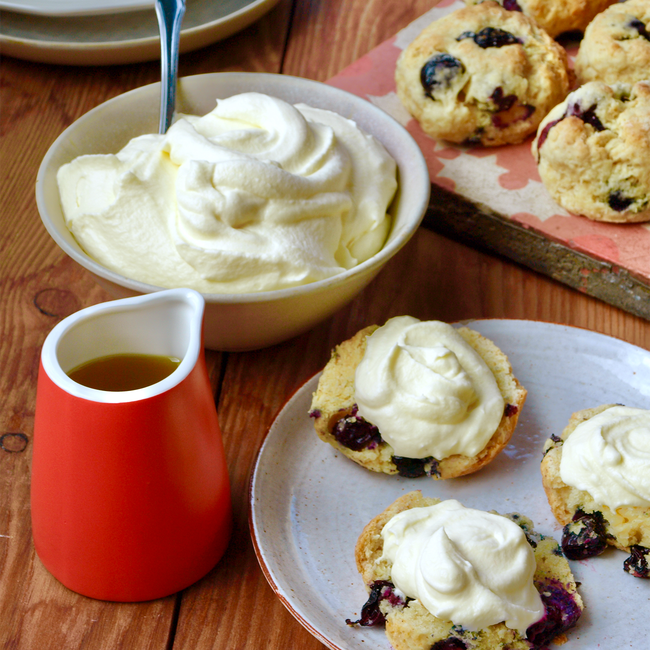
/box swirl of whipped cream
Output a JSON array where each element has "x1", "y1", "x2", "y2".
[
  {"x1": 380, "y1": 500, "x2": 544, "y2": 634},
  {"x1": 57, "y1": 92, "x2": 397, "y2": 293},
  {"x1": 354, "y1": 316, "x2": 504, "y2": 459},
  {"x1": 560, "y1": 405, "x2": 650, "y2": 510}
]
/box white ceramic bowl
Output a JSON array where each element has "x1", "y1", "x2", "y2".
[{"x1": 36, "y1": 72, "x2": 430, "y2": 351}]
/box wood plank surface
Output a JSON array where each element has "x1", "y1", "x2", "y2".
[{"x1": 1, "y1": 1, "x2": 649, "y2": 649}]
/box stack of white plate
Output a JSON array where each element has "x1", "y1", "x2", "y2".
[{"x1": 0, "y1": 0, "x2": 280, "y2": 65}]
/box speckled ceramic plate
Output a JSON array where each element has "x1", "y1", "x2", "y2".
[
  {"x1": 249, "y1": 319, "x2": 650, "y2": 650},
  {"x1": 0, "y1": 0, "x2": 280, "y2": 65}
]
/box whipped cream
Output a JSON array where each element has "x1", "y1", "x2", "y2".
[
  {"x1": 560, "y1": 405, "x2": 650, "y2": 510},
  {"x1": 354, "y1": 317, "x2": 504, "y2": 459},
  {"x1": 380, "y1": 500, "x2": 544, "y2": 634},
  {"x1": 57, "y1": 92, "x2": 397, "y2": 293}
]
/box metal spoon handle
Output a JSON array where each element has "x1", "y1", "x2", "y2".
[{"x1": 155, "y1": 0, "x2": 186, "y2": 134}]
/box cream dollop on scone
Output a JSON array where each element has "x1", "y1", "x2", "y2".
[
  {"x1": 575, "y1": 0, "x2": 650, "y2": 86},
  {"x1": 464, "y1": 0, "x2": 618, "y2": 38},
  {"x1": 309, "y1": 317, "x2": 527, "y2": 479},
  {"x1": 381, "y1": 500, "x2": 544, "y2": 632},
  {"x1": 532, "y1": 80, "x2": 650, "y2": 223},
  {"x1": 541, "y1": 405, "x2": 650, "y2": 578},
  {"x1": 354, "y1": 317, "x2": 505, "y2": 460},
  {"x1": 348, "y1": 492, "x2": 584, "y2": 650},
  {"x1": 57, "y1": 92, "x2": 397, "y2": 294},
  {"x1": 395, "y1": 1, "x2": 570, "y2": 146}
]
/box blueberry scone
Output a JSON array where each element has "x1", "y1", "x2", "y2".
[
  {"x1": 464, "y1": 0, "x2": 618, "y2": 38},
  {"x1": 347, "y1": 491, "x2": 584, "y2": 650},
  {"x1": 309, "y1": 316, "x2": 527, "y2": 479},
  {"x1": 532, "y1": 80, "x2": 650, "y2": 223},
  {"x1": 575, "y1": 0, "x2": 650, "y2": 86},
  {"x1": 541, "y1": 405, "x2": 650, "y2": 578},
  {"x1": 395, "y1": 1, "x2": 570, "y2": 146}
]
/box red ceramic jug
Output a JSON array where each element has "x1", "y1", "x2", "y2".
[{"x1": 31, "y1": 288, "x2": 232, "y2": 601}]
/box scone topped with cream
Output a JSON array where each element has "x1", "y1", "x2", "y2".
[
  {"x1": 348, "y1": 491, "x2": 584, "y2": 650},
  {"x1": 541, "y1": 404, "x2": 650, "y2": 578},
  {"x1": 309, "y1": 316, "x2": 527, "y2": 479}
]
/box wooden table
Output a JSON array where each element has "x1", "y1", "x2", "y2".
[{"x1": 2, "y1": 1, "x2": 650, "y2": 648}]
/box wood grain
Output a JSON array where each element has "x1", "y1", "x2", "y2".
[{"x1": 1, "y1": 0, "x2": 649, "y2": 649}]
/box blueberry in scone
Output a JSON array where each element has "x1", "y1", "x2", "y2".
[
  {"x1": 309, "y1": 316, "x2": 527, "y2": 479},
  {"x1": 532, "y1": 80, "x2": 650, "y2": 223},
  {"x1": 464, "y1": 0, "x2": 618, "y2": 38},
  {"x1": 395, "y1": 1, "x2": 570, "y2": 146},
  {"x1": 575, "y1": 0, "x2": 650, "y2": 86},
  {"x1": 347, "y1": 491, "x2": 584, "y2": 650},
  {"x1": 541, "y1": 404, "x2": 650, "y2": 578}
]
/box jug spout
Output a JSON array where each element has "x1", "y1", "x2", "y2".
[{"x1": 42, "y1": 288, "x2": 205, "y2": 403}]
